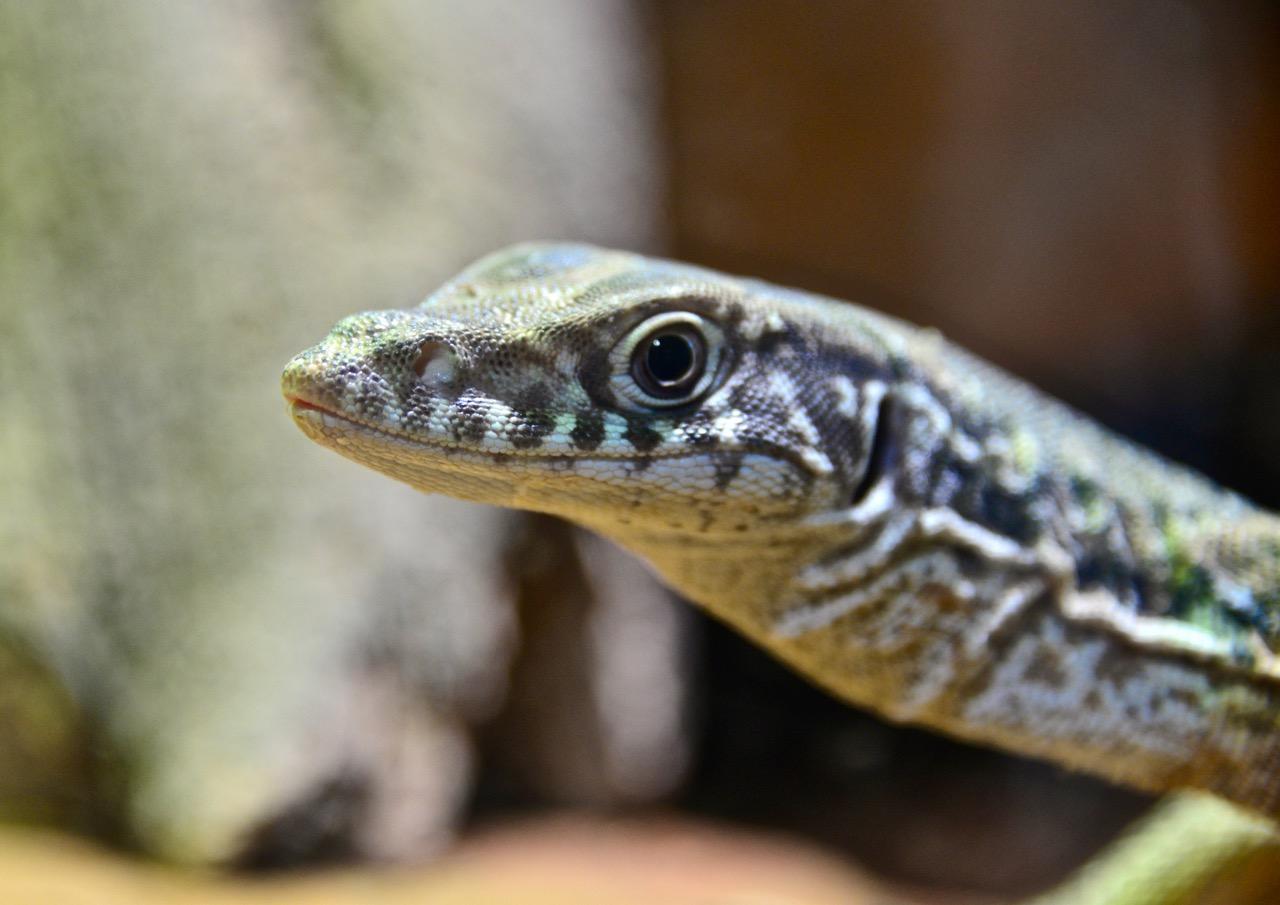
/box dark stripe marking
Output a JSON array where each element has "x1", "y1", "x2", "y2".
[
  {"x1": 570, "y1": 409, "x2": 606, "y2": 451},
  {"x1": 624, "y1": 417, "x2": 663, "y2": 453}
]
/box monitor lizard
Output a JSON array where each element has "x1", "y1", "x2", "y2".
[{"x1": 282, "y1": 243, "x2": 1279, "y2": 904}]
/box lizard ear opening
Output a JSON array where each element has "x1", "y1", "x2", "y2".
[
  {"x1": 851, "y1": 394, "x2": 897, "y2": 505},
  {"x1": 607, "y1": 312, "x2": 726, "y2": 411}
]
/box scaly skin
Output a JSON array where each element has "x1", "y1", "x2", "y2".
[{"x1": 283, "y1": 244, "x2": 1280, "y2": 902}]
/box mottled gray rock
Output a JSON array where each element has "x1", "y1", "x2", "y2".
[{"x1": 0, "y1": 0, "x2": 682, "y2": 866}]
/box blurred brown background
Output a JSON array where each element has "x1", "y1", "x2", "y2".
[
  {"x1": 1, "y1": 1, "x2": 1277, "y2": 903},
  {"x1": 657, "y1": 0, "x2": 1280, "y2": 490},
  {"x1": 654, "y1": 1, "x2": 1280, "y2": 896}
]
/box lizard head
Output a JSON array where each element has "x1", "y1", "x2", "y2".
[{"x1": 283, "y1": 243, "x2": 900, "y2": 607}]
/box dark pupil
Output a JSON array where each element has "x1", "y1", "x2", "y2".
[{"x1": 645, "y1": 333, "x2": 695, "y2": 384}]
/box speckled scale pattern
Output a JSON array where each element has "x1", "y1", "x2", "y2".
[{"x1": 284, "y1": 243, "x2": 1280, "y2": 819}]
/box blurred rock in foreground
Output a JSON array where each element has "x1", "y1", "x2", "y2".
[{"x1": 0, "y1": 0, "x2": 677, "y2": 866}]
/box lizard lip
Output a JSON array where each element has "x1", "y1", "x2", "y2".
[
  {"x1": 286, "y1": 396, "x2": 330, "y2": 415},
  {"x1": 286, "y1": 397, "x2": 402, "y2": 446},
  {"x1": 285, "y1": 395, "x2": 378, "y2": 437},
  {"x1": 285, "y1": 393, "x2": 729, "y2": 466},
  {"x1": 285, "y1": 394, "x2": 350, "y2": 426},
  {"x1": 285, "y1": 391, "x2": 822, "y2": 479}
]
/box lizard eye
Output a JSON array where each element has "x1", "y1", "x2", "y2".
[
  {"x1": 633, "y1": 324, "x2": 704, "y2": 397},
  {"x1": 609, "y1": 312, "x2": 724, "y2": 410}
]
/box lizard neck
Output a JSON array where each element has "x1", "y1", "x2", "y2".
[{"x1": 603, "y1": 450, "x2": 1280, "y2": 820}]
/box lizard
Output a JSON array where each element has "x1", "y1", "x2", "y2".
[{"x1": 282, "y1": 243, "x2": 1280, "y2": 904}]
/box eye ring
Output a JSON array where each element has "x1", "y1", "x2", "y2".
[{"x1": 608, "y1": 311, "x2": 725, "y2": 410}]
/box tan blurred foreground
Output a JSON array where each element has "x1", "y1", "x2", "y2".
[{"x1": 0, "y1": 816, "x2": 960, "y2": 905}]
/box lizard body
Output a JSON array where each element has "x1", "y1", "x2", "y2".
[{"x1": 283, "y1": 244, "x2": 1280, "y2": 897}]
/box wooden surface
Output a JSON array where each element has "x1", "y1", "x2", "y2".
[{"x1": 0, "y1": 817, "x2": 942, "y2": 905}]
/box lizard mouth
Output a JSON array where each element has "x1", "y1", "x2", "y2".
[
  {"x1": 285, "y1": 394, "x2": 397, "y2": 446},
  {"x1": 286, "y1": 396, "x2": 398, "y2": 440},
  {"x1": 285, "y1": 393, "x2": 697, "y2": 464},
  {"x1": 284, "y1": 386, "x2": 711, "y2": 463},
  {"x1": 287, "y1": 396, "x2": 330, "y2": 416},
  {"x1": 284, "y1": 390, "x2": 820, "y2": 493}
]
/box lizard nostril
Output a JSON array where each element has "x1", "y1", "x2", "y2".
[{"x1": 413, "y1": 341, "x2": 457, "y2": 387}]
